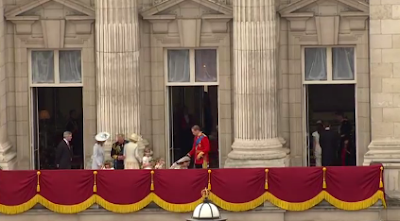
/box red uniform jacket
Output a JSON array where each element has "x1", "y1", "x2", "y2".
[{"x1": 188, "y1": 134, "x2": 210, "y2": 166}]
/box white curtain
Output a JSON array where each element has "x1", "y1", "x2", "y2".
[
  {"x1": 304, "y1": 48, "x2": 327, "y2": 81},
  {"x1": 168, "y1": 50, "x2": 190, "y2": 82},
  {"x1": 195, "y1": 49, "x2": 217, "y2": 82},
  {"x1": 59, "y1": 50, "x2": 82, "y2": 83},
  {"x1": 31, "y1": 51, "x2": 54, "y2": 83},
  {"x1": 332, "y1": 48, "x2": 354, "y2": 80}
]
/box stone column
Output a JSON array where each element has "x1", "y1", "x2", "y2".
[
  {"x1": 0, "y1": 0, "x2": 16, "y2": 169},
  {"x1": 364, "y1": 0, "x2": 400, "y2": 166},
  {"x1": 225, "y1": 0, "x2": 288, "y2": 167},
  {"x1": 95, "y1": 0, "x2": 141, "y2": 143}
]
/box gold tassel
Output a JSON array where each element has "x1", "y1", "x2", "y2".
[
  {"x1": 150, "y1": 170, "x2": 155, "y2": 191},
  {"x1": 93, "y1": 171, "x2": 97, "y2": 193},
  {"x1": 207, "y1": 170, "x2": 212, "y2": 190},
  {"x1": 322, "y1": 167, "x2": 327, "y2": 189},
  {"x1": 380, "y1": 166, "x2": 384, "y2": 188},
  {"x1": 265, "y1": 169, "x2": 269, "y2": 190},
  {"x1": 36, "y1": 171, "x2": 41, "y2": 192}
]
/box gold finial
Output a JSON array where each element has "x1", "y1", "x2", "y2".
[
  {"x1": 93, "y1": 171, "x2": 98, "y2": 193},
  {"x1": 201, "y1": 188, "x2": 210, "y2": 198},
  {"x1": 36, "y1": 171, "x2": 41, "y2": 192},
  {"x1": 150, "y1": 170, "x2": 155, "y2": 191}
]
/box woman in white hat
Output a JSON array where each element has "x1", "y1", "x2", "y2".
[
  {"x1": 123, "y1": 133, "x2": 142, "y2": 169},
  {"x1": 91, "y1": 132, "x2": 110, "y2": 169}
]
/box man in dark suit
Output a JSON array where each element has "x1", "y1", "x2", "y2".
[
  {"x1": 56, "y1": 131, "x2": 73, "y2": 169},
  {"x1": 319, "y1": 124, "x2": 339, "y2": 167}
]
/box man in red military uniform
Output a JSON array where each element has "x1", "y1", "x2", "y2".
[{"x1": 187, "y1": 125, "x2": 210, "y2": 169}]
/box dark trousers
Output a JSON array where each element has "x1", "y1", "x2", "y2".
[{"x1": 194, "y1": 164, "x2": 203, "y2": 169}]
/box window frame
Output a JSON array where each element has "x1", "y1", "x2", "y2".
[
  {"x1": 29, "y1": 49, "x2": 83, "y2": 87},
  {"x1": 164, "y1": 48, "x2": 219, "y2": 86},
  {"x1": 301, "y1": 46, "x2": 357, "y2": 85}
]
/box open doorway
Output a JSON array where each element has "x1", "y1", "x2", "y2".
[
  {"x1": 31, "y1": 87, "x2": 83, "y2": 170},
  {"x1": 168, "y1": 86, "x2": 219, "y2": 168},
  {"x1": 306, "y1": 84, "x2": 356, "y2": 167}
]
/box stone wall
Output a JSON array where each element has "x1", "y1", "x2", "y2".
[
  {"x1": 365, "y1": 0, "x2": 400, "y2": 165},
  {"x1": 0, "y1": 206, "x2": 383, "y2": 221}
]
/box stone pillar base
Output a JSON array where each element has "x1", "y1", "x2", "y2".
[
  {"x1": 0, "y1": 141, "x2": 17, "y2": 170},
  {"x1": 224, "y1": 138, "x2": 289, "y2": 168},
  {"x1": 363, "y1": 139, "x2": 400, "y2": 166}
]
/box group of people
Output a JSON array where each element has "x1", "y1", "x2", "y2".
[
  {"x1": 312, "y1": 112, "x2": 356, "y2": 167},
  {"x1": 54, "y1": 125, "x2": 211, "y2": 170}
]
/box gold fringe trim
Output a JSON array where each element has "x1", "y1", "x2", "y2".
[
  {"x1": 38, "y1": 195, "x2": 96, "y2": 214},
  {"x1": 153, "y1": 193, "x2": 204, "y2": 212},
  {"x1": 209, "y1": 192, "x2": 266, "y2": 212},
  {"x1": 324, "y1": 190, "x2": 387, "y2": 210},
  {"x1": 266, "y1": 192, "x2": 325, "y2": 211},
  {"x1": 96, "y1": 194, "x2": 153, "y2": 213},
  {"x1": 0, "y1": 190, "x2": 387, "y2": 214},
  {"x1": 0, "y1": 195, "x2": 39, "y2": 215}
]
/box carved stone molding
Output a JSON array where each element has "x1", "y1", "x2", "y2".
[
  {"x1": 6, "y1": 16, "x2": 39, "y2": 35},
  {"x1": 202, "y1": 14, "x2": 232, "y2": 33},
  {"x1": 41, "y1": 20, "x2": 66, "y2": 48},
  {"x1": 66, "y1": 16, "x2": 95, "y2": 35},
  {"x1": 177, "y1": 19, "x2": 202, "y2": 47},
  {"x1": 143, "y1": 15, "x2": 176, "y2": 34},
  {"x1": 152, "y1": 0, "x2": 228, "y2": 6}
]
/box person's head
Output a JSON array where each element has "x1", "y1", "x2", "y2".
[
  {"x1": 69, "y1": 110, "x2": 77, "y2": 119},
  {"x1": 97, "y1": 140, "x2": 106, "y2": 146},
  {"x1": 178, "y1": 160, "x2": 190, "y2": 168},
  {"x1": 157, "y1": 158, "x2": 165, "y2": 164},
  {"x1": 177, "y1": 156, "x2": 190, "y2": 168},
  {"x1": 144, "y1": 147, "x2": 153, "y2": 157},
  {"x1": 182, "y1": 160, "x2": 190, "y2": 168},
  {"x1": 335, "y1": 111, "x2": 345, "y2": 122},
  {"x1": 316, "y1": 120, "x2": 324, "y2": 133},
  {"x1": 63, "y1": 131, "x2": 73, "y2": 142},
  {"x1": 116, "y1": 134, "x2": 125, "y2": 144},
  {"x1": 104, "y1": 161, "x2": 112, "y2": 168},
  {"x1": 191, "y1": 125, "x2": 202, "y2": 136}
]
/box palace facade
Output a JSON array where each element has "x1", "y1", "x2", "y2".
[
  {"x1": 2, "y1": 0, "x2": 400, "y2": 220},
  {"x1": 0, "y1": 0, "x2": 396, "y2": 169}
]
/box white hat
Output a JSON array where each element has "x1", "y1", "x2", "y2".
[
  {"x1": 177, "y1": 156, "x2": 191, "y2": 164},
  {"x1": 95, "y1": 132, "x2": 110, "y2": 142},
  {"x1": 129, "y1": 133, "x2": 139, "y2": 142}
]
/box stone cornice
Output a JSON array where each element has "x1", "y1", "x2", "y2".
[
  {"x1": 141, "y1": 0, "x2": 232, "y2": 17},
  {"x1": 5, "y1": 0, "x2": 95, "y2": 17},
  {"x1": 279, "y1": 0, "x2": 369, "y2": 17}
]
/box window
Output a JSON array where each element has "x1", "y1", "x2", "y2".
[
  {"x1": 166, "y1": 49, "x2": 218, "y2": 85},
  {"x1": 30, "y1": 50, "x2": 82, "y2": 86},
  {"x1": 303, "y1": 47, "x2": 355, "y2": 84}
]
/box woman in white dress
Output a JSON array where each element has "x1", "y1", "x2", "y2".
[
  {"x1": 312, "y1": 121, "x2": 324, "y2": 167},
  {"x1": 124, "y1": 133, "x2": 141, "y2": 169},
  {"x1": 91, "y1": 132, "x2": 110, "y2": 169}
]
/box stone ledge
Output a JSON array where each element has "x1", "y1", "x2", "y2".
[{"x1": 17, "y1": 201, "x2": 384, "y2": 215}]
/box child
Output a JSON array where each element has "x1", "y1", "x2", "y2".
[
  {"x1": 142, "y1": 147, "x2": 154, "y2": 169},
  {"x1": 154, "y1": 158, "x2": 165, "y2": 169},
  {"x1": 102, "y1": 161, "x2": 114, "y2": 170}
]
